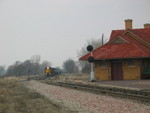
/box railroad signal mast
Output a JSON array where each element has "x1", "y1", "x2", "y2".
[{"x1": 87, "y1": 45, "x2": 95, "y2": 82}]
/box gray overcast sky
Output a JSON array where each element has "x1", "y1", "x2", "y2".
[{"x1": 0, "y1": 0, "x2": 150, "y2": 67}]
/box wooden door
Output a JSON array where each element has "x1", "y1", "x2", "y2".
[{"x1": 111, "y1": 60, "x2": 123, "y2": 80}]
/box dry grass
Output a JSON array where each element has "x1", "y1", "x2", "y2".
[
  {"x1": 47, "y1": 74, "x2": 90, "y2": 82},
  {"x1": 0, "y1": 77, "x2": 73, "y2": 113}
]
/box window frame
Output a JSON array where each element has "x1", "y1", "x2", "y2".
[
  {"x1": 128, "y1": 59, "x2": 136, "y2": 67},
  {"x1": 99, "y1": 60, "x2": 106, "y2": 68}
]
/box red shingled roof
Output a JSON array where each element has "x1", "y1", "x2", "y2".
[
  {"x1": 80, "y1": 28, "x2": 150, "y2": 60},
  {"x1": 109, "y1": 29, "x2": 150, "y2": 42}
]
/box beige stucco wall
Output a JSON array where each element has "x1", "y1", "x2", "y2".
[
  {"x1": 123, "y1": 60, "x2": 141, "y2": 80},
  {"x1": 94, "y1": 61, "x2": 111, "y2": 80}
]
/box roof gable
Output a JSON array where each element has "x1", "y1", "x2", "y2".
[
  {"x1": 123, "y1": 30, "x2": 150, "y2": 49},
  {"x1": 108, "y1": 36, "x2": 130, "y2": 44},
  {"x1": 109, "y1": 30, "x2": 125, "y2": 41},
  {"x1": 109, "y1": 29, "x2": 150, "y2": 43}
]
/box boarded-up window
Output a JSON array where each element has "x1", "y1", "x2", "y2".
[
  {"x1": 128, "y1": 59, "x2": 135, "y2": 67},
  {"x1": 99, "y1": 60, "x2": 106, "y2": 67}
]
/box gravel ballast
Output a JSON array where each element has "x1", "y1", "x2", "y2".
[{"x1": 25, "y1": 80, "x2": 150, "y2": 113}]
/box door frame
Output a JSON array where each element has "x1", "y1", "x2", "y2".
[{"x1": 111, "y1": 60, "x2": 123, "y2": 80}]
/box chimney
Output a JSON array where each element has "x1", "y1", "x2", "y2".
[
  {"x1": 125, "y1": 19, "x2": 132, "y2": 29},
  {"x1": 144, "y1": 23, "x2": 150, "y2": 29}
]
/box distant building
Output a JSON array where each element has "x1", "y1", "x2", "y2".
[{"x1": 80, "y1": 19, "x2": 150, "y2": 80}]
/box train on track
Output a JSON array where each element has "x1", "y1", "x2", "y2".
[{"x1": 45, "y1": 66, "x2": 62, "y2": 76}]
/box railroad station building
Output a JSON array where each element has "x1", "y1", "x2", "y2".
[{"x1": 80, "y1": 19, "x2": 150, "y2": 80}]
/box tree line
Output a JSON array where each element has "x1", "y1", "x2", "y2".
[
  {"x1": 0, "y1": 37, "x2": 106, "y2": 76},
  {"x1": 0, "y1": 55, "x2": 52, "y2": 76}
]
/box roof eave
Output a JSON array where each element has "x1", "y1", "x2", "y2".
[{"x1": 80, "y1": 56, "x2": 150, "y2": 61}]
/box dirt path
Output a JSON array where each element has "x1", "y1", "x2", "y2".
[{"x1": 0, "y1": 77, "x2": 77, "y2": 113}]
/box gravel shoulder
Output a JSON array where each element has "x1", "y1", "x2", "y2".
[{"x1": 25, "y1": 80, "x2": 150, "y2": 113}]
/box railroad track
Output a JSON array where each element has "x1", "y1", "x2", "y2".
[{"x1": 43, "y1": 80, "x2": 150, "y2": 103}]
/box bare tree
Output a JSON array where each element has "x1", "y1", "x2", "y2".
[
  {"x1": 30, "y1": 55, "x2": 41, "y2": 64},
  {"x1": 0, "y1": 65, "x2": 6, "y2": 76},
  {"x1": 63, "y1": 59, "x2": 78, "y2": 74},
  {"x1": 77, "y1": 38, "x2": 106, "y2": 73},
  {"x1": 77, "y1": 38, "x2": 103, "y2": 59},
  {"x1": 5, "y1": 55, "x2": 53, "y2": 76},
  {"x1": 41, "y1": 60, "x2": 52, "y2": 67},
  {"x1": 30, "y1": 55, "x2": 41, "y2": 75}
]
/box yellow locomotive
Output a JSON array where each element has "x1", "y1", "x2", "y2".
[
  {"x1": 45, "y1": 67, "x2": 52, "y2": 76},
  {"x1": 44, "y1": 66, "x2": 62, "y2": 77}
]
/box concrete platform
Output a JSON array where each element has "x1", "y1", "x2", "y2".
[
  {"x1": 96, "y1": 80, "x2": 150, "y2": 90},
  {"x1": 70, "y1": 79, "x2": 150, "y2": 92}
]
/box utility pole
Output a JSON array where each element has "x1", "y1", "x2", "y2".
[
  {"x1": 27, "y1": 69, "x2": 30, "y2": 81},
  {"x1": 102, "y1": 34, "x2": 104, "y2": 46}
]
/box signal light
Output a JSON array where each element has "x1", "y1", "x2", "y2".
[
  {"x1": 88, "y1": 56, "x2": 94, "y2": 63},
  {"x1": 87, "y1": 45, "x2": 93, "y2": 52}
]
